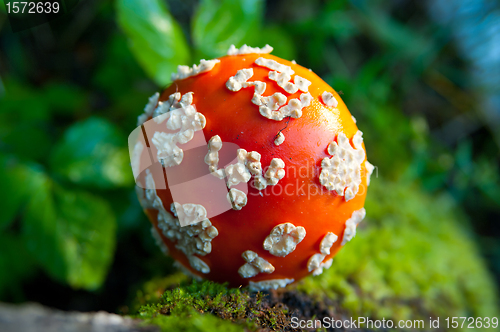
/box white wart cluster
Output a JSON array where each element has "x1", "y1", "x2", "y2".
[
  {"x1": 253, "y1": 57, "x2": 312, "y2": 121},
  {"x1": 320, "y1": 232, "x2": 338, "y2": 255},
  {"x1": 157, "y1": 203, "x2": 218, "y2": 274},
  {"x1": 274, "y1": 132, "x2": 285, "y2": 146},
  {"x1": 254, "y1": 57, "x2": 294, "y2": 75},
  {"x1": 203, "y1": 138, "x2": 287, "y2": 211},
  {"x1": 226, "y1": 68, "x2": 266, "y2": 94},
  {"x1": 224, "y1": 149, "x2": 286, "y2": 191},
  {"x1": 263, "y1": 223, "x2": 306, "y2": 257},
  {"x1": 224, "y1": 149, "x2": 254, "y2": 187},
  {"x1": 171, "y1": 59, "x2": 220, "y2": 81},
  {"x1": 252, "y1": 92, "x2": 287, "y2": 120},
  {"x1": 131, "y1": 141, "x2": 144, "y2": 179},
  {"x1": 321, "y1": 91, "x2": 338, "y2": 108},
  {"x1": 150, "y1": 92, "x2": 206, "y2": 167},
  {"x1": 204, "y1": 135, "x2": 225, "y2": 179},
  {"x1": 225, "y1": 57, "x2": 312, "y2": 122},
  {"x1": 341, "y1": 208, "x2": 366, "y2": 245},
  {"x1": 139, "y1": 171, "x2": 217, "y2": 274},
  {"x1": 173, "y1": 202, "x2": 209, "y2": 227},
  {"x1": 264, "y1": 158, "x2": 286, "y2": 186},
  {"x1": 227, "y1": 188, "x2": 247, "y2": 210},
  {"x1": 308, "y1": 255, "x2": 333, "y2": 276},
  {"x1": 136, "y1": 169, "x2": 164, "y2": 211},
  {"x1": 306, "y1": 232, "x2": 338, "y2": 276},
  {"x1": 138, "y1": 57, "x2": 218, "y2": 125},
  {"x1": 137, "y1": 92, "x2": 160, "y2": 126},
  {"x1": 248, "y1": 278, "x2": 295, "y2": 292},
  {"x1": 259, "y1": 92, "x2": 311, "y2": 120},
  {"x1": 227, "y1": 44, "x2": 273, "y2": 55},
  {"x1": 268, "y1": 70, "x2": 311, "y2": 94},
  {"x1": 319, "y1": 131, "x2": 365, "y2": 201},
  {"x1": 238, "y1": 250, "x2": 275, "y2": 278}
]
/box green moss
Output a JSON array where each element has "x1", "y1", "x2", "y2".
[
  {"x1": 132, "y1": 272, "x2": 189, "y2": 313},
  {"x1": 138, "y1": 309, "x2": 243, "y2": 332},
  {"x1": 136, "y1": 280, "x2": 290, "y2": 331},
  {"x1": 299, "y1": 177, "x2": 499, "y2": 327}
]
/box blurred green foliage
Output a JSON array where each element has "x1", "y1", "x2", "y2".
[
  {"x1": 192, "y1": 0, "x2": 264, "y2": 59},
  {"x1": 0, "y1": 102, "x2": 121, "y2": 293},
  {"x1": 22, "y1": 172, "x2": 116, "y2": 289},
  {"x1": 0, "y1": 0, "x2": 498, "y2": 326},
  {"x1": 50, "y1": 117, "x2": 133, "y2": 189},
  {"x1": 116, "y1": 0, "x2": 191, "y2": 86}
]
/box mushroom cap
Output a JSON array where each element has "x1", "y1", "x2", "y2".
[{"x1": 134, "y1": 51, "x2": 370, "y2": 288}]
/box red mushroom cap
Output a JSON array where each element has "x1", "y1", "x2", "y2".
[{"x1": 131, "y1": 45, "x2": 374, "y2": 291}]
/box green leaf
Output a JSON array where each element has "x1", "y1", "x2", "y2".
[
  {"x1": 22, "y1": 173, "x2": 117, "y2": 290},
  {"x1": 116, "y1": 0, "x2": 191, "y2": 86},
  {"x1": 50, "y1": 117, "x2": 134, "y2": 189},
  {"x1": 258, "y1": 25, "x2": 297, "y2": 61},
  {"x1": 0, "y1": 155, "x2": 39, "y2": 229},
  {"x1": 192, "y1": 0, "x2": 264, "y2": 59}
]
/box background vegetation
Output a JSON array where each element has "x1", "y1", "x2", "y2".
[{"x1": 0, "y1": 0, "x2": 499, "y2": 329}]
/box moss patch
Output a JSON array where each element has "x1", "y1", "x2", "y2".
[
  {"x1": 136, "y1": 280, "x2": 291, "y2": 331},
  {"x1": 132, "y1": 272, "x2": 189, "y2": 313},
  {"x1": 135, "y1": 278, "x2": 370, "y2": 331}
]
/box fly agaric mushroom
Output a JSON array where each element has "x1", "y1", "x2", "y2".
[{"x1": 130, "y1": 44, "x2": 374, "y2": 291}]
